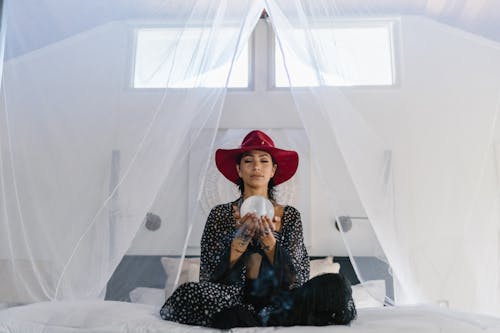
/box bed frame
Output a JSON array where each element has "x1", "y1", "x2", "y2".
[{"x1": 105, "y1": 255, "x2": 393, "y2": 302}]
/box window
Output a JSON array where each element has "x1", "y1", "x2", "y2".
[
  {"x1": 275, "y1": 22, "x2": 395, "y2": 87},
  {"x1": 133, "y1": 28, "x2": 249, "y2": 88}
]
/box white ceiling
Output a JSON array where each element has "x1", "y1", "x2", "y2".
[
  {"x1": 5, "y1": 0, "x2": 500, "y2": 60},
  {"x1": 331, "y1": 0, "x2": 500, "y2": 43}
]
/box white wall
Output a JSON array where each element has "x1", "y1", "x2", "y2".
[{"x1": 5, "y1": 16, "x2": 500, "y2": 258}]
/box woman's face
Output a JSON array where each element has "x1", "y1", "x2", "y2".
[{"x1": 237, "y1": 150, "x2": 277, "y2": 191}]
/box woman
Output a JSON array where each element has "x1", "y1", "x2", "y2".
[{"x1": 160, "y1": 130, "x2": 309, "y2": 327}]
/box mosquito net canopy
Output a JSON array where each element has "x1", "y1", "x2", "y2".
[{"x1": 1, "y1": 0, "x2": 500, "y2": 318}]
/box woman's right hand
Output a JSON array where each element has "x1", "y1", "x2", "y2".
[
  {"x1": 232, "y1": 212, "x2": 259, "y2": 253},
  {"x1": 235, "y1": 212, "x2": 259, "y2": 239}
]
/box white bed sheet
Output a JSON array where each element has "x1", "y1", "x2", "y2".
[{"x1": 1, "y1": 301, "x2": 500, "y2": 333}]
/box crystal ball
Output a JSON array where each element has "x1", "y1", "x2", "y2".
[{"x1": 240, "y1": 195, "x2": 274, "y2": 219}]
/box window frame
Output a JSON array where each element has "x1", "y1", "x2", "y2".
[
  {"x1": 128, "y1": 23, "x2": 255, "y2": 91},
  {"x1": 269, "y1": 17, "x2": 401, "y2": 90}
]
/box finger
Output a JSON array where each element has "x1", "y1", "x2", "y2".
[
  {"x1": 233, "y1": 206, "x2": 241, "y2": 218},
  {"x1": 239, "y1": 213, "x2": 254, "y2": 226},
  {"x1": 258, "y1": 219, "x2": 271, "y2": 236},
  {"x1": 250, "y1": 219, "x2": 259, "y2": 237},
  {"x1": 241, "y1": 224, "x2": 254, "y2": 239},
  {"x1": 237, "y1": 223, "x2": 248, "y2": 234},
  {"x1": 269, "y1": 216, "x2": 276, "y2": 232},
  {"x1": 262, "y1": 216, "x2": 275, "y2": 232},
  {"x1": 257, "y1": 220, "x2": 266, "y2": 235},
  {"x1": 245, "y1": 229, "x2": 255, "y2": 239},
  {"x1": 235, "y1": 213, "x2": 251, "y2": 229},
  {"x1": 241, "y1": 217, "x2": 254, "y2": 231},
  {"x1": 241, "y1": 219, "x2": 256, "y2": 237},
  {"x1": 251, "y1": 214, "x2": 260, "y2": 228}
]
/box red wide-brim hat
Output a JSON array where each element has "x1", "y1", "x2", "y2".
[{"x1": 215, "y1": 130, "x2": 299, "y2": 186}]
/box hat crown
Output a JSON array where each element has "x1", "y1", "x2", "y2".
[{"x1": 241, "y1": 130, "x2": 275, "y2": 149}]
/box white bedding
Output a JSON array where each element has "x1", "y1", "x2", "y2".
[{"x1": 1, "y1": 301, "x2": 500, "y2": 333}]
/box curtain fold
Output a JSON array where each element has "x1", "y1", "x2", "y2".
[
  {"x1": 265, "y1": 0, "x2": 413, "y2": 305},
  {"x1": 0, "y1": 0, "x2": 263, "y2": 303},
  {"x1": 266, "y1": 0, "x2": 500, "y2": 314},
  {"x1": 0, "y1": 0, "x2": 8, "y2": 89}
]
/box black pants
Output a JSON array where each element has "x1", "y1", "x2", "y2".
[
  {"x1": 212, "y1": 304, "x2": 262, "y2": 329},
  {"x1": 211, "y1": 278, "x2": 269, "y2": 328}
]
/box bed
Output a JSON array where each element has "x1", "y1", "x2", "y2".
[
  {"x1": 1, "y1": 300, "x2": 500, "y2": 332},
  {"x1": 1, "y1": 256, "x2": 500, "y2": 333}
]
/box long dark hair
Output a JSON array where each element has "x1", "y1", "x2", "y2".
[{"x1": 236, "y1": 153, "x2": 277, "y2": 201}]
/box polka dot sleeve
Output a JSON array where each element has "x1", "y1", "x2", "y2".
[
  {"x1": 280, "y1": 206, "x2": 310, "y2": 288},
  {"x1": 199, "y1": 204, "x2": 236, "y2": 283}
]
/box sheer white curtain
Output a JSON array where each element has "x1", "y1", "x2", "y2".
[
  {"x1": 2, "y1": 0, "x2": 500, "y2": 318},
  {"x1": 267, "y1": 0, "x2": 500, "y2": 315},
  {"x1": 266, "y1": 0, "x2": 412, "y2": 306},
  {"x1": 0, "y1": 0, "x2": 7, "y2": 90},
  {"x1": 0, "y1": 0, "x2": 263, "y2": 303}
]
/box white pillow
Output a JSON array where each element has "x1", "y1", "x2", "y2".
[
  {"x1": 309, "y1": 256, "x2": 340, "y2": 279},
  {"x1": 352, "y1": 279, "x2": 386, "y2": 308},
  {"x1": 160, "y1": 257, "x2": 200, "y2": 298},
  {"x1": 129, "y1": 287, "x2": 165, "y2": 306}
]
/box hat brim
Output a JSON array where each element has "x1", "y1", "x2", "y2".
[{"x1": 215, "y1": 146, "x2": 299, "y2": 186}]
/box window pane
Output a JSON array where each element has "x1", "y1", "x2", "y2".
[
  {"x1": 275, "y1": 23, "x2": 394, "y2": 87},
  {"x1": 134, "y1": 28, "x2": 248, "y2": 88}
]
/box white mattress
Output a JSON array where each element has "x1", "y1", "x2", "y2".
[{"x1": 1, "y1": 301, "x2": 500, "y2": 333}]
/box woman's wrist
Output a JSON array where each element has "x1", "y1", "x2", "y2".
[
  {"x1": 261, "y1": 240, "x2": 276, "y2": 264},
  {"x1": 260, "y1": 239, "x2": 276, "y2": 252},
  {"x1": 231, "y1": 244, "x2": 246, "y2": 254},
  {"x1": 232, "y1": 235, "x2": 251, "y2": 253}
]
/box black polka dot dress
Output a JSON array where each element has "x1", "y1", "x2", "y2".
[{"x1": 160, "y1": 201, "x2": 310, "y2": 327}]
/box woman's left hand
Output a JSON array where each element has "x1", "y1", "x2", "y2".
[{"x1": 258, "y1": 215, "x2": 276, "y2": 251}]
